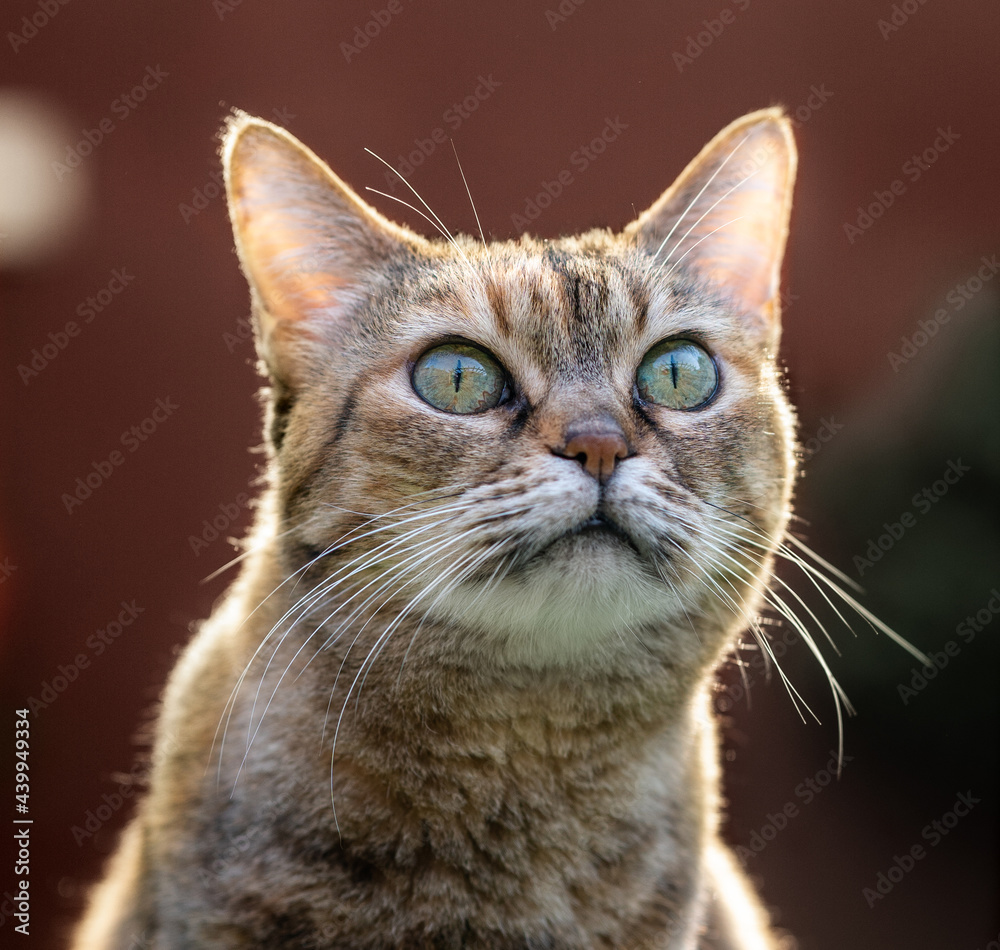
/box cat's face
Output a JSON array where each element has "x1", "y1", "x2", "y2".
[{"x1": 224, "y1": 110, "x2": 797, "y2": 673}]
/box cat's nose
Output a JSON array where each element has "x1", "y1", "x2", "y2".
[{"x1": 554, "y1": 420, "x2": 630, "y2": 484}]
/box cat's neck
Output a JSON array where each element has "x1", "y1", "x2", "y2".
[
  {"x1": 261, "y1": 637, "x2": 715, "y2": 944},
  {"x1": 329, "y1": 654, "x2": 716, "y2": 831}
]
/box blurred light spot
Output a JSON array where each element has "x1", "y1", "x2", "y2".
[{"x1": 0, "y1": 90, "x2": 90, "y2": 269}]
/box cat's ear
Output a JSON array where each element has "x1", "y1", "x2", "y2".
[
  {"x1": 625, "y1": 108, "x2": 796, "y2": 335},
  {"x1": 222, "y1": 111, "x2": 422, "y2": 383}
]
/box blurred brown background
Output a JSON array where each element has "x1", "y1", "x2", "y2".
[{"x1": 1, "y1": 1, "x2": 997, "y2": 947}]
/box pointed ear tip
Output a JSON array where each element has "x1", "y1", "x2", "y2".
[
  {"x1": 730, "y1": 110, "x2": 798, "y2": 178},
  {"x1": 222, "y1": 112, "x2": 295, "y2": 164},
  {"x1": 223, "y1": 109, "x2": 260, "y2": 140},
  {"x1": 737, "y1": 107, "x2": 795, "y2": 141}
]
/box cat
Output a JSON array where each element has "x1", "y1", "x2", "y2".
[{"x1": 72, "y1": 106, "x2": 891, "y2": 949}]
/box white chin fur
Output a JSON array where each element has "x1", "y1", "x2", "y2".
[{"x1": 426, "y1": 535, "x2": 688, "y2": 668}]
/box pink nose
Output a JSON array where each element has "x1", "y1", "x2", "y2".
[{"x1": 556, "y1": 424, "x2": 630, "y2": 483}]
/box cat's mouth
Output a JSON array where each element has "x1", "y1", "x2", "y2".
[
  {"x1": 504, "y1": 507, "x2": 653, "y2": 579},
  {"x1": 558, "y1": 512, "x2": 644, "y2": 556},
  {"x1": 571, "y1": 513, "x2": 629, "y2": 539}
]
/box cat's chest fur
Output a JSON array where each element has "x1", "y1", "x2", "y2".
[{"x1": 151, "y1": 578, "x2": 712, "y2": 948}]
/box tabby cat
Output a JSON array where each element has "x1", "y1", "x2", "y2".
[{"x1": 75, "y1": 107, "x2": 860, "y2": 948}]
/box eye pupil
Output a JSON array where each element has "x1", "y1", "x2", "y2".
[
  {"x1": 453, "y1": 361, "x2": 463, "y2": 393},
  {"x1": 636, "y1": 339, "x2": 718, "y2": 410}
]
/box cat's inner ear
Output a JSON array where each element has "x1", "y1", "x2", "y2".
[
  {"x1": 222, "y1": 112, "x2": 420, "y2": 378},
  {"x1": 626, "y1": 108, "x2": 797, "y2": 331}
]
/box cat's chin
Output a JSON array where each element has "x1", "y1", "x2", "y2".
[{"x1": 423, "y1": 535, "x2": 691, "y2": 668}]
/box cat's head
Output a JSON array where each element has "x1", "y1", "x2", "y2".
[{"x1": 223, "y1": 109, "x2": 797, "y2": 674}]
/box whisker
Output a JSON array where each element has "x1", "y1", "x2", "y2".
[
  {"x1": 786, "y1": 533, "x2": 864, "y2": 593},
  {"x1": 364, "y1": 146, "x2": 487, "y2": 294},
  {"x1": 707, "y1": 508, "x2": 928, "y2": 664},
  {"x1": 366, "y1": 188, "x2": 469, "y2": 261},
  {"x1": 656, "y1": 215, "x2": 745, "y2": 285},
  {"x1": 327, "y1": 543, "x2": 495, "y2": 834},
  {"x1": 450, "y1": 139, "x2": 491, "y2": 261},
  {"x1": 645, "y1": 130, "x2": 754, "y2": 270},
  {"x1": 353, "y1": 543, "x2": 499, "y2": 710},
  {"x1": 199, "y1": 519, "x2": 299, "y2": 584},
  {"x1": 215, "y1": 490, "x2": 489, "y2": 781},
  {"x1": 241, "y1": 511, "x2": 495, "y2": 750},
  {"x1": 678, "y1": 525, "x2": 822, "y2": 724},
  {"x1": 668, "y1": 496, "x2": 930, "y2": 769}
]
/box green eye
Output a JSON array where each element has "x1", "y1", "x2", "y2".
[
  {"x1": 412, "y1": 343, "x2": 507, "y2": 414},
  {"x1": 636, "y1": 339, "x2": 718, "y2": 410}
]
